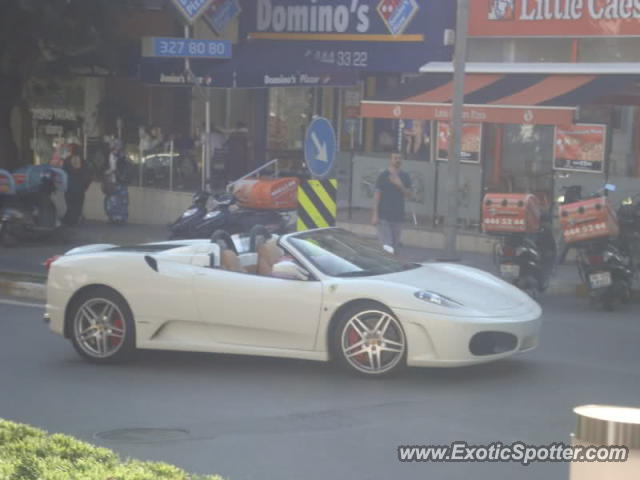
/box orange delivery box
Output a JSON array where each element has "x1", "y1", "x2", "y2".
[
  {"x1": 482, "y1": 193, "x2": 542, "y2": 234},
  {"x1": 559, "y1": 197, "x2": 619, "y2": 244},
  {"x1": 232, "y1": 177, "x2": 299, "y2": 210}
]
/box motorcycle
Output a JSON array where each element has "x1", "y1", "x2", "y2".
[
  {"x1": 169, "y1": 192, "x2": 296, "y2": 239},
  {"x1": 483, "y1": 191, "x2": 557, "y2": 298},
  {"x1": 559, "y1": 184, "x2": 635, "y2": 310},
  {"x1": 0, "y1": 166, "x2": 66, "y2": 247},
  {"x1": 168, "y1": 190, "x2": 211, "y2": 239},
  {"x1": 493, "y1": 212, "x2": 557, "y2": 297}
]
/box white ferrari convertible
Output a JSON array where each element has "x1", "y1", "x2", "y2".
[{"x1": 45, "y1": 227, "x2": 542, "y2": 377}]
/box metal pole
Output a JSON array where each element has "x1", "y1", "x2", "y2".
[
  {"x1": 169, "y1": 139, "x2": 174, "y2": 191},
  {"x1": 444, "y1": 0, "x2": 469, "y2": 259},
  {"x1": 205, "y1": 98, "x2": 211, "y2": 190}
]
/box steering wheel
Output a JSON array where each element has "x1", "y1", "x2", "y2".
[
  {"x1": 210, "y1": 229, "x2": 237, "y2": 254},
  {"x1": 249, "y1": 224, "x2": 271, "y2": 252}
]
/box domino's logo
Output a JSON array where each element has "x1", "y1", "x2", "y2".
[{"x1": 377, "y1": 0, "x2": 419, "y2": 36}]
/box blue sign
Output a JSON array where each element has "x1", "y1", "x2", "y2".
[
  {"x1": 238, "y1": 0, "x2": 454, "y2": 73},
  {"x1": 150, "y1": 37, "x2": 232, "y2": 59},
  {"x1": 304, "y1": 117, "x2": 336, "y2": 179},
  {"x1": 171, "y1": 0, "x2": 215, "y2": 23},
  {"x1": 204, "y1": 0, "x2": 242, "y2": 34}
]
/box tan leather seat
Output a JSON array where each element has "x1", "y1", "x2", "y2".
[
  {"x1": 220, "y1": 249, "x2": 245, "y2": 273},
  {"x1": 257, "y1": 239, "x2": 284, "y2": 276}
]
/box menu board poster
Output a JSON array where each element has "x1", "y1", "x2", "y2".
[
  {"x1": 553, "y1": 124, "x2": 606, "y2": 173},
  {"x1": 436, "y1": 122, "x2": 482, "y2": 163}
]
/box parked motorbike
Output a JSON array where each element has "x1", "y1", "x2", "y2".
[
  {"x1": 169, "y1": 192, "x2": 296, "y2": 239},
  {"x1": 0, "y1": 166, "x2": 66, "y2": 247},
  {"x1": 559, "y1": 184, "x2": 636, "y2": 310},
  {"x1": 484, "y1": 193, "x2": 556, "y2": 297},
  {"x1": 494, "y1": 214, "x2": 557, "y2": 297},
  {"x1": 168, "y1": 190, "x2": 211, "y2": 239}
]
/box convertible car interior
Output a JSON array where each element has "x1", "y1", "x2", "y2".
[{"x1": 216, "y1": 231, "x2": 288, "y2": 277}]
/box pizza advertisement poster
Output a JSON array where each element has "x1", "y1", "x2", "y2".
[
  {"x1": 436, "y1": 122, "x2": 482, "y2": 163},
  {"x1": 553, "y1": 124, "x2": 606, "y2": 173}
]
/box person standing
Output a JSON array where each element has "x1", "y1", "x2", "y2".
[
  {"x1": 199, "y1": 124, "x2": 226, "y2": 187},
  {"x1": 103, "y1": 139, "x2": 129, "y2": 224},
  {"x1": 371, "y1": 153, "x2": 413, "y2": 252},
  {"x1": 61, "y1": 139, "x2": 89, "y2": 226}
]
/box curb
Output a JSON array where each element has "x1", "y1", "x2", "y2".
[{"x1": 0, "y1": 279, "x2": 46, "y2": 302}]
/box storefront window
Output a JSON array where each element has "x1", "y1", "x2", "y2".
[
  {"x1": 267, "y1": 87, "x2": 314, "y2": 151},
  {"x1": 500, "y1": 124, "x2": 555, "y2": 205},
  {"x1": 579, "y1": 38, "x2": 640, "y2": 62},
  {"x1": 468, "y1": 38, "x2": 573, "y2": 63}
]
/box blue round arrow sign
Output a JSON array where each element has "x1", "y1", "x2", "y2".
[{"x1": 304, "y1": 117, "x2": 336, "y2": 179}]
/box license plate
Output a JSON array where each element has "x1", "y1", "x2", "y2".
[
  {"x1": 500, "y1": 264, "x2": 520, "y2": 279},
  {"x1": 589, "y1": 271, "x2": 612, "y2": 289}
]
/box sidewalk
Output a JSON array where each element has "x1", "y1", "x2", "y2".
[{"x1": 0, "y1": 219, "x2": 585, "y2": 300}]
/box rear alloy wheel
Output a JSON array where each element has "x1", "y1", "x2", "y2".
[
  {"x1": 333, "y1": 304, "x2": 406, "y2": 377},
  {"x1": 69, "y1": 288, "x2": 135, "y2": 363}
]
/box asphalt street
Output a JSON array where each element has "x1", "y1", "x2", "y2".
[{"x1": 1, "y1": 295, "x2": 639, "y2": 480}]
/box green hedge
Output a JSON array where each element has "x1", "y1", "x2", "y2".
[{"x1": 0, "y1": 419, "x2": 223, "y2": 480}]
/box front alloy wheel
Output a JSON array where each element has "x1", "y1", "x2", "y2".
[{"x1": 334, "y1": 304, "x2": 406, "y2": 376}]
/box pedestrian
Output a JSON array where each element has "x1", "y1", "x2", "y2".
[
  {"x1": 371, "y1": 153, "x2": 414, "y2": 253},
  {"x1": 198, "y1": 124, "x2": 226, "y2": 187},
  {"x1": 61, "y1": 137, "x2": 89, "y2": 226},
  {"x1": 103, "y1": 139, "x2": 129, "y2": 224},
  {"x1": 226, "y1": 121, "x2": 251, "y2": 181}
]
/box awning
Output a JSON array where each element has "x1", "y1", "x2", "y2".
[{"x1": 361, "y1": 68, "x2": 640, "y2": 125}]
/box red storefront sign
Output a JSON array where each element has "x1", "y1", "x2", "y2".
[
  {"x1": 360, "y1": 101, "x2": 576, "y2": 126},
  {"x1": 553, "y1": 123, "x2": 607, "y2": 173},
  {"x1": 470, "y1": 0, "x2": 640, "y2": 37}
]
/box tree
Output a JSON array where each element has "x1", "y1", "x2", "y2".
[{"x1": 0, "y1": 0, "x2": 118, "y2": 171}]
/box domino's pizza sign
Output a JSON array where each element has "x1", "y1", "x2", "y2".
[
  {"x1": 377, "y1": 0, "x2": 419, "y2": 35},
  {"x1": 171, "y1": 0, "x2": 215, "y2": 24}
]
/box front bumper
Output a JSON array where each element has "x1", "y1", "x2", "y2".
[{"x1": 396, "y1": 308, "x2": 541, "y2": 368}]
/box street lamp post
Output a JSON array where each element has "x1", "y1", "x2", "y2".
[{"x1": 444, "y1": 0, "x2": 469, "y2": 259}]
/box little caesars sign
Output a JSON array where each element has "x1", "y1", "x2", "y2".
[{"x1": 470, "y1": 0, "x2": 640, "y2": 36}]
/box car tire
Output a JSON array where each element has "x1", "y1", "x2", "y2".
[
  {"x1": 332, "y1": 302, "x2": 407, "y2": 377},
  {"x1": 68, "y1": 287, "x2": 136, "y2": 364}
]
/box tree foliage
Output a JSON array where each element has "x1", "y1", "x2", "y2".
[{"x1": 0, "y1": 0, "x2": 119, "y2": 170}]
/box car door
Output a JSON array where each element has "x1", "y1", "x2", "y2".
[{"x1": 192, "y1": 268, "x2": 323, "y2": 351}]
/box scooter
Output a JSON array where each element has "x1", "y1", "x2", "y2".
[
  {"x1": 559, "y1": 184, "x2": 635, "y2": 310},
  {"x1": 493, "y1": 212, "x2": 557, "y2": 297},
  {"x1": 0, "y1": 166, "x2": 66, "y2": 247},
  {"x1": 169, "y1": 192, "x2": 296, "y2": 239},
  {"x1": 168, "y1": 191, "x2": 211, "y2": 239},
  {"x1": 483, "y1": 193, "x2": 556, "y2": 298}
]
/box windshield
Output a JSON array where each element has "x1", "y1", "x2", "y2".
[{"x1": 288, "y1": 229, "x2": 419, "y2": 277}]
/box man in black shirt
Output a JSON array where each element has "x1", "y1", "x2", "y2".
[{"x1": 371, "y1": 153, "x2": 413, "y2": 252}]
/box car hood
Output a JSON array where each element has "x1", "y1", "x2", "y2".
[{"x1": 372, "y1": 263, "x2": 536, "y2": 317}]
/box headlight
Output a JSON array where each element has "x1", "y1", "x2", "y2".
[
  {"x1": 622, "y1": 197, "x2": 633, "y2": 206},
  {"x1": 414, "y1": 290, "x2": 463, "y2": 308},
  {"x1": 182, "y1": 208, "x2": 198, "y2": 218}
]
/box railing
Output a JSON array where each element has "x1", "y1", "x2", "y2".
[{"x1": 226, "y1": 158, "x2": 280, "y2": 192}]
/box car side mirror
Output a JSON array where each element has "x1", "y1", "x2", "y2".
[{"x1": 272, "y1": 260, "x2": 310, "y2": 281}]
